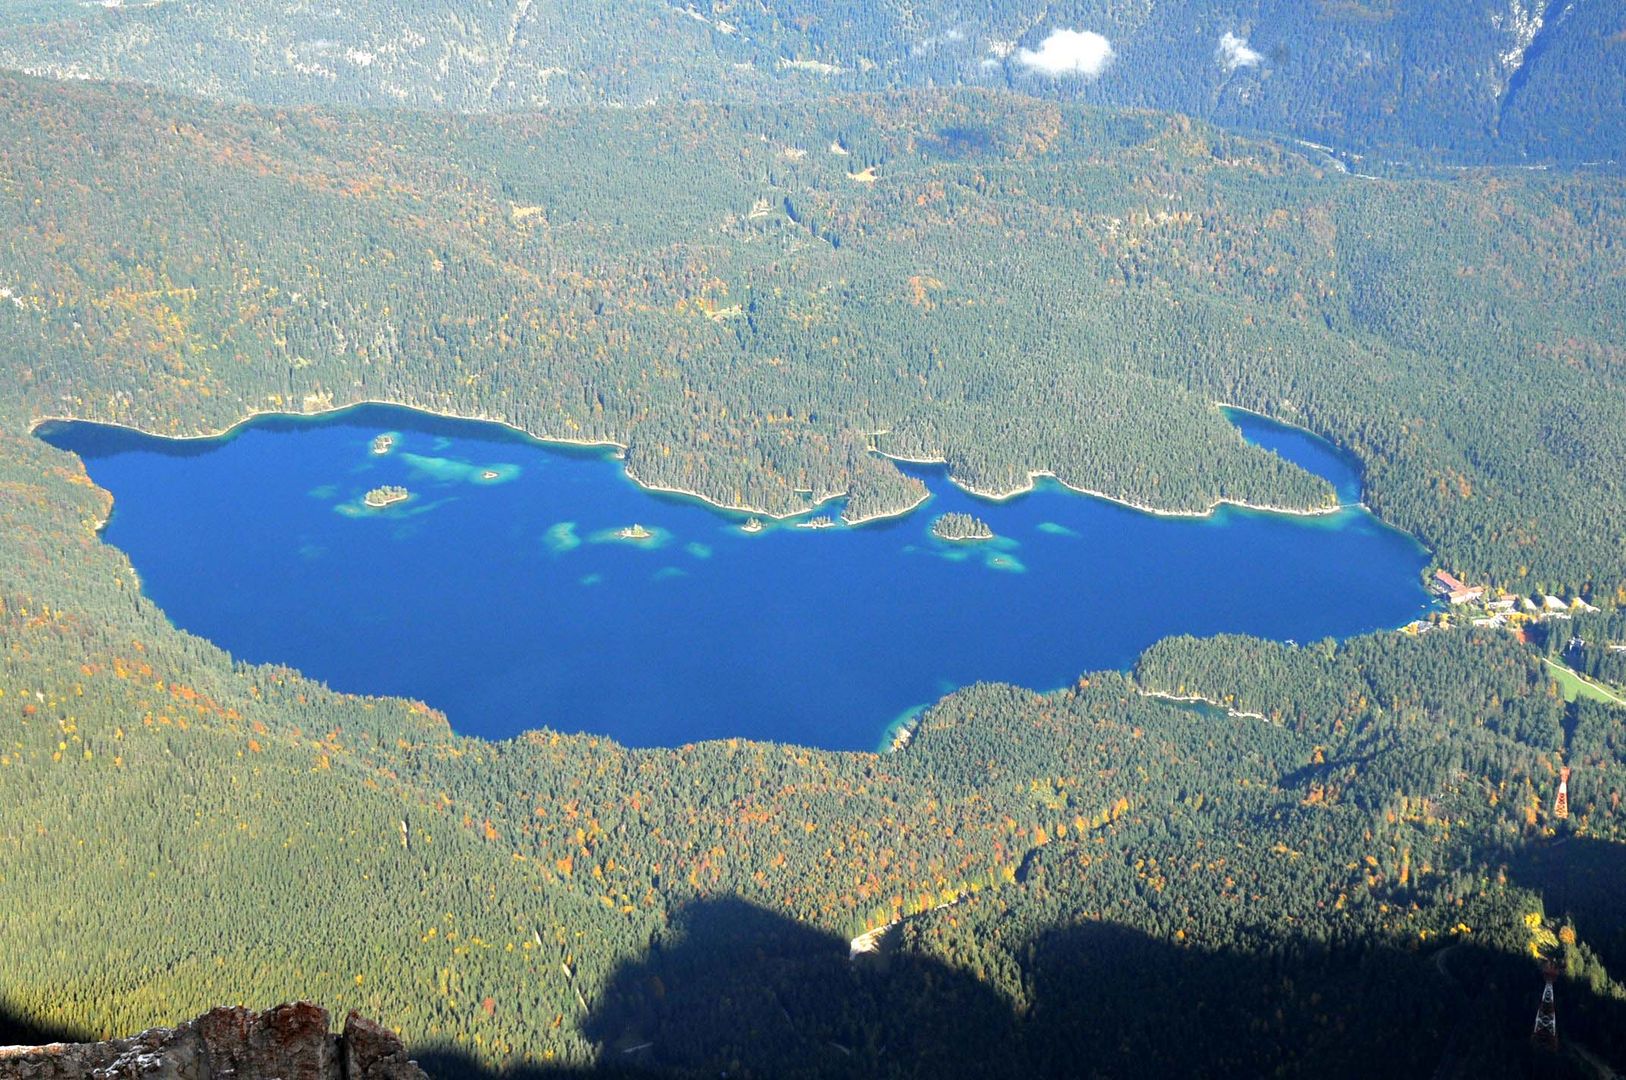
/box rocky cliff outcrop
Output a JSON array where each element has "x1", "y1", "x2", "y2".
[{"x1": 0, "y1": 1003, "x2": 429, "y2": 1080}]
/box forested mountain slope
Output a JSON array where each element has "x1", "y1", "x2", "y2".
[
  {"x1": 0, "y1": 20, "x2": 1624, "y2": 1076},
  {"x1": 3, "y1": 253, "x2": 1626, "y2": 1070},
  {"x1": 1, "y1": 76, "x2": 1622, "y2": 590},
  {"x1": 3, "y1": 387, "x2": 1626, "y2": 1074},
  {"x1": 0, "y1": 0, "x2": 1620, "y2": 164}
]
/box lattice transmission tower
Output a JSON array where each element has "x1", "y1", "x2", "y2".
[{"x1": 1531, "y1": 963, "x2": 1559, "y2": 1050}]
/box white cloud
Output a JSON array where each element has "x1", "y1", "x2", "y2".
[
  {"x1": 1015, "y1": 29, "x2": 1115, "y2": 79},
  {"x1": 1218, "y1": 31, "x2": 1262, "y2": 72},
  {"x1": 911, "y1": 27, "x2": 968, "y2": 57}
]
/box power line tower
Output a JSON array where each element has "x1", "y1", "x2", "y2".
[
  {"x1": 1531, "y1": 963, "x2": 1559, "y2": 1050},
  {"x1": 1554, "y1": 766, "x2": 1570, "y2": 821}
]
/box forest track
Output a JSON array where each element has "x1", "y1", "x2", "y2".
[{"x1": 1543, "y1": 658, "x2": 1626, "y2": 707}]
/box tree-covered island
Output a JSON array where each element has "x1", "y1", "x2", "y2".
[
  {"x1": 362, "y1": 485, "x2": 408, "y2": 509},
  {"x1": 932, "y1": 512, "x2": 995, "y2": 541}
]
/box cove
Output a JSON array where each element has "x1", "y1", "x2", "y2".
[{"x1": 37, "y1": 405, "x2": 1434, "y2": 751}]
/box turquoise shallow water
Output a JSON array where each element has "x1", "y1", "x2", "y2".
[{"x1": 38, "y1": 405, "x2": 1434, "y2": 750}]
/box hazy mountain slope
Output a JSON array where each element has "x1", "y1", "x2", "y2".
[
  {"x1": 1496, "y1": 0, "x2": 1626, "y2": 161},
  {"x1": 0, "y1": 0, "x2": 761, "y2": 109},
  {"x1": 1, "y1": 0, "x2": 1620, "y2": 163}
]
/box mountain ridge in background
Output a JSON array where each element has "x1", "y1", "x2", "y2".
[{"x1": 0, "y1": 0, "x2": 1621, "y2": 164}]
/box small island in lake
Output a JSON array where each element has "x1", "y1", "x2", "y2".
[
  {"x1": 796, "y1": 516, "x2": 835, "y2": 530},
  {"x1": 741, "y1": 517, "x2": 764, "y2": 534},
  {"x1": 363, "y1": 485, "x2": 409, "y2": 509},
  {"x1": 617, "y1": 523, "x2": 654, "y2": 541},
  {"x1": 370, "y1": 433, "x2": 394, "y2": 456},
  {"x1": 932, "y1": 512, "x2": 995, "y2": 541}
]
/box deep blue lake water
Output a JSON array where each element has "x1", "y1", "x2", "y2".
[{"x1": 38, "y1": 405, "x2": 1433, "y2": 750}]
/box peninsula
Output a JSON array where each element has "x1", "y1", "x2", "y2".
[
  {"x1": 839, "y1": 476, "x2": 931, "y2": 527},
  {"x1": 362, "y1": 485, "x2": 409, "y2": 509},
  {"x1": 931, "y1": 512, "x2": 995, "y2": 542}
]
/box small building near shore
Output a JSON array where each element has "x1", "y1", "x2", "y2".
[{"x1": 1432, "y1": 570, "x2": 1484, "y2": 605}]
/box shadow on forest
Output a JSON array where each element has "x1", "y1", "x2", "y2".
[
  {"x1": 1507, "y1": 833, "x2": 1626, "y2": 977},
  {"x1": 410, "y1": 894, "x2": 1626, "y2": 1080},
  {"x1": 409, "y1": 1049, "x2": 601, "y2": 1080},
  {"x1": 0, "y1": 999, "x2": 88, "y2": 1046},
  {"x1": 2, "y1": 892, "x2": 1618, "y2": 1078},
  {"x1": 1505, "y1": 832, "x2": 1626, "y2": 1070},
  {"x1": 413, "y1": 895, "x2": 1013, "y2": 1080}
]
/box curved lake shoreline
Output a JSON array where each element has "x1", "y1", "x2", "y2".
[
  {"x1": 35, "y1": 402, "x2": 1436, "y2": 751},
  {"x1": 875, "y1": 452, "x2": 1342, "y2": 521},
  {"x1": 31, "y1": 396, "x2": 1354, "y2": 527}
]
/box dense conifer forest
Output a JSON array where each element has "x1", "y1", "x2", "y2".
[
  {"x1": 3, "y1": 75, "x2": 1623, "y2": 590},
  {"x1": 1, "y1": 5, "x2": 1625, "y2": 1076},
  {"x1": 4, "y1": 476, "x2": 1626, "y2": 1075}
]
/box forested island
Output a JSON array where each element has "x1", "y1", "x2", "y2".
[
  {"x1": 361, "y1": 485, "x2": 408, "y2": 509},
  {"x1": 932, "y1": 513, "x2": 995, "y2": 542}
]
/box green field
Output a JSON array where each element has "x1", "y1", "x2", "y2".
[{"x1": 1543, "y1": 657, "x2": 1626, "y2": 707}]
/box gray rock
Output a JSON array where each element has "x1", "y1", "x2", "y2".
[{"x1": 0, "y1": 1004, "x2": 427, "y2": 1080}]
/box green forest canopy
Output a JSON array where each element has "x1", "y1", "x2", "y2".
[
  {"x1": 0, "y1": 32, "x2": 1624, "y2": 1080},
  {"x1": 2, "y1": 76, "x2": 1623, "y2": 593}
]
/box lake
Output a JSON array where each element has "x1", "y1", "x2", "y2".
[{"x1": 38, "y1": 405, "x2": 1434, "y2": 750}]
